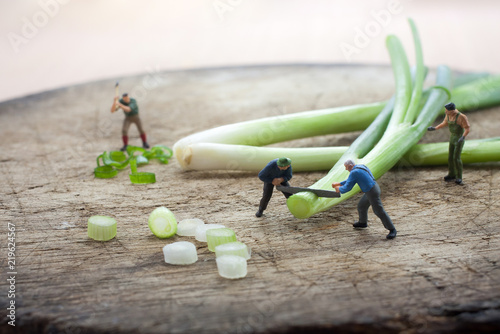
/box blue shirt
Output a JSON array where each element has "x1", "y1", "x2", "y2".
[
  {"x1": 339, "y1": 165, "x2": 376, "y2": 193},
  {"x1": 258, "y1": 159, "x2": 292, "y2": 184}
]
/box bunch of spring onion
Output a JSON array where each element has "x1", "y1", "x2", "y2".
[{"x1": 172, "y1": 72, "x2": 500, "y2": 172}]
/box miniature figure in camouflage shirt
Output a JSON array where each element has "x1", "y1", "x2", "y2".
[
  {"x1": 427, "y1": 102, "x2": 470, "y2": 185},
  {"x1": 111, "y1": 93, "x2": 150, "y2": 151}
]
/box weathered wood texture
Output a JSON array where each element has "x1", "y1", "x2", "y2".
[{"x1": 1, "y1": 65, "x2": 499, "y2": 334}]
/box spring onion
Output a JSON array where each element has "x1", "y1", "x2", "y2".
[
  {"x1": 163, "y1": 241, "x2": 198, "y2": 265},
  {"x1": 87, "y1": 215, "x2": 117, "y2": 241},
  {"x1": 216, "y1": 255, "x2": 247, "y2": 279},
  {"x1": 287, "y1": 19, "x2": 453, "y2": 218},
  {"x1": 400, "y1": 137, "x2": 500, "y2": 166},
  {"x1": 148, "y1": 207, "x2": 177, "y2": 238},
  {"x1": 206, "y1": 228, "x2": 237, "y2": 252},
  {"x1": 177, "y1": 218, "x2": 205, "y2": 236},
  {"x1": 215, "y1": 241, "x2": 251, "y2": 260},
  {"x1": 194, "y1": 224, "x2": 225, "y2": 242},
  {"x1": 172, "y1": 72, "x2": 500, "y2": 172}
]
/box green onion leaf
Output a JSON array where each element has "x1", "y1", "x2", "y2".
[
  {"x1": 94, "y1": 165, "x2": 118, "y2": 179},
  {"x1": 194, "y1": 224, "x2": 226, "y2": 242},
  {"x1": 129, "y1": 159, "x2": 156, "y2": 184},
  {"x1": 177, "y1": 218, "x2": 205, "y2": 236}
]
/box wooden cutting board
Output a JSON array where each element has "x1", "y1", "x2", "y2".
[{"x1": 1, "y1": 65, "x2": 499, "y2": 334}]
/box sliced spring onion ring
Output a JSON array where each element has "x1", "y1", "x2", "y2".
[
  {"x1": 215, "y1": 242, "x2": 251, "y2": 260},
  {"x1": 129, "y1": 159, "x2": 156, "y2": 184},
  {"x1": 163, "y1": 241, "x2": 198, "y2": 265},
  {"x1": 148, "y1": 207, "x2": 177, "y2": 238},
  {"x1": 102, "y1": 151, "x2": 132, "y2": 169},
  {"x1": 129, "y1": 172, "x2": 156, "y2": 184},
  {"x1": 177, "y1": 218, "x2": 205, "y2": 236},
  {"x1": 206, "y1": 228, "x2": 237, "y2": 252},
  {"x1": 194, "y1": 224, "x2": 225, "y2": 242},
  {"x1": 109, "y1": 150, "x2": 127, "y2": 162},
  {"x1": 94, "y1": 165, "x2": 118, "y2": 179},
  {"x1": 87, "y1": 215, "x2": 117, "y2": 241},
  {"x1": 216, "y1": 255, "x2": 247, "y2": 279}
]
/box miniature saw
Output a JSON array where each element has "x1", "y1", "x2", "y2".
[{"x1": 277, "y1": 185, "x2": 341, "y2": 198}]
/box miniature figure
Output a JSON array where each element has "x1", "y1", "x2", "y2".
[
  {"x1": 256, "y1": 157, "x2": 292, "y2": 217},
  {"x1": 111, "y1": 93, "x2": 150, "y2": 151},
  {"x1": 332, "y1": 160, "x2": 397, "y2": 239},
  {"x1": 427, "y1": 102, "x2": 470, "y2": 185}
]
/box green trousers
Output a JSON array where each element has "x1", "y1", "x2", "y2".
[{"x1": 448, "y1": 135, "x2": 464, "y2": 179}]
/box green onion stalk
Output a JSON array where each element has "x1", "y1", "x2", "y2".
[
  {"x1": 172, "y1": 73, "x2": 500, "y2": 172},
  {"x1": 173, "y1": 102, "x2": 385, "y2": 169},
  {"x1": 286, "y1": 19, "x2": 452, "y2": 218}
]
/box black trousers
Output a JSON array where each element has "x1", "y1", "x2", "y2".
[
  {"x1": 357, "y1": 183, "x2": 395, "y2": 231},
  {"x1": 258, "y1": 181, "x2": 291, "y2": 212}
]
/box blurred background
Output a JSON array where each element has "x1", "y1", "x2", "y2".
[{"x1": 1, "y1": 0, "x2": 499, "y2": 103}]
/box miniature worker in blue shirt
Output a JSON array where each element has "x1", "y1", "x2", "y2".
[
  {"x1": 332, "y1": 159, "x2": 397, "y2": 239},
  {"x1": 256, "y1": 157, "x2": 292, "y2": 217}
]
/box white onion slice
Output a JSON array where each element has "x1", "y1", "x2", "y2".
[
  {"x1": 163, "y1": 241, "x2": 198, "y2": 265},
  {"x1": 215, "y1": 241, "x2": 251, "y2": 260},
  {"x1": 194, "y1": 224, "x2": 225, "y2": 242},
  {"x1": 177, "y1": 218, "x2": 205, "y2": 236},
  {"x1": 216, "y1": 255, "x2": 247, "y2": 279}
]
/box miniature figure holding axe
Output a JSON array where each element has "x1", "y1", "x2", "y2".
[{"x1": 111, "y1": 82, "x2": 150, "y2": 151}]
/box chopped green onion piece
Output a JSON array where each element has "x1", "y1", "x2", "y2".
[
  {"x1": 129, "y1": 159, "x2": 156, "y2": 184},
  {"x1": 148, "y1": 207, "x2": 177, "y2": 238},
  {"x1": 109, "y1": 151, "x2": 127, "y2": 162},
  {"x1": 206, "y1": 228, "x2": 237, "y2": 252},
  {"x1": 102, "y1": 151, "x2": 132, "y2": 169},
  {"x1": 177, "y1": 218, "x2": 205, "y2": 236},
  {"x1": 87, "y1": 215, "x2": 117, "y2": 241},
  {"x1": 163, "y1": 241, "x2": 198, "y2": 265},
  {"x1": 126, "y1": 145, "x2": 146, "y2": 155},
  {"x1": 194, "y1": 224, "x2": 225, "y2": 242},
  {"x1": 129, "y1": 172, "x2": 156, "y2": 184},
  {"x1": 216, "y1": 255, "x2": 247, "y2": 279},
  {"x1": 94, "y1": 165, "x2": 118, "y2": 179},
  {"x1": 215, "y1": 242, "x2": 251, "y2": 260}
]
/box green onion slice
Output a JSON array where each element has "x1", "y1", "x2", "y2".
[
  {"x1": 206, "y1": 228, "x2": 237, "y2": 252},
  {"x1": 148, "y1": 207, "x2": 177, "y2": 238},
  {"x1": 109, "y1": 151, "x2": 127, "y2": 162},
  {"x1": 215, "y1": 241, "x2": 251, "y2": 260},
  {"x1": 94, "y1": 165, "x2": 118, "y2": 179},
  {"x1": 129, "y1": 159, "x2": 156, "y2": 184},
  {"x1": 88, "y1": 215, "x2": 117, "y2": 241}
]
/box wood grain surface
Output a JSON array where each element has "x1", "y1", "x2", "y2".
[{"x1": 1, "y1": 65, "x2": 499, "y2": 334}]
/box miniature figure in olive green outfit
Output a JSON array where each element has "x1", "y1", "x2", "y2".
[
  {"x1": 427, "y1": 102, "x2": 470, "y2": 185},
  {"x1": 111, "y1": 93, "x2": 150, "y2": 151}
]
